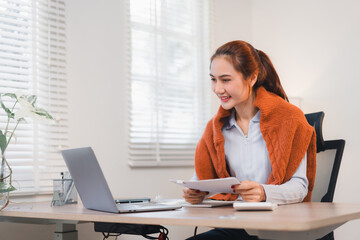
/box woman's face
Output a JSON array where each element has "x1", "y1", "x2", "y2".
[{"x1": 210, "y1": 56, "x2": 255, "y2": 110}]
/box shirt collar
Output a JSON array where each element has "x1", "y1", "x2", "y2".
[{"x1": 224, "y1": 108, "x2": 261, "y2": 130}]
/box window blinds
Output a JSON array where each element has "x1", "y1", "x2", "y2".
[
  {"x1": 0, "y1": 0, "x2": 68, "y2": 194},
  {"x1": 128, "y1": 0, "x2": 211, "y2": 167}
]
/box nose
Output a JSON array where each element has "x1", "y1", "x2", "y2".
[{"x1": 213, "y1": 81, "x2": 224, "y2": 94}]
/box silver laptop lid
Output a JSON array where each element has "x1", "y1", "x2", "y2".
[{"x1": 61, "y1": 147, "x2": 118, "y2": 213}]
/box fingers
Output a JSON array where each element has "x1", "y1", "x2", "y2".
[
  {"x1": 240, "y1": 191, "x2": 264, "y2": 202},
  {"x1": 231, "y1": 181, "x2": 266, "y2": 202},
  {"x1": 237, "y1": 180, "x2": 257, "y2": 190},
  {"x1": 232, "y1": 180, "x2": 258, "y2": 192},
  {"x1": 182, "y1": 187, "x2": 209, "y2": 204},
  {"x1": 183, "y1": 187, "x2": 209, "y2": 196}
]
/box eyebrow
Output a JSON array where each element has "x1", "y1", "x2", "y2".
[{"x1": 209, "y1": 74, "x2": 232, "y2": 78}]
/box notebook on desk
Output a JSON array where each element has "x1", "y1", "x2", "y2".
[{"x1": 61, "y1": 147, "x2": 181, "y2": 213}]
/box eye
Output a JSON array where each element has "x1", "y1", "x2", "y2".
[
  {"x1": 210, "y1": 78, "x2": 216, "y2": 81},
  {"x1": 222, "y1": 79, "x2": 230, "y2": 82}
]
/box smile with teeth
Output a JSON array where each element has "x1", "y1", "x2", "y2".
[{"x1": 219, "y1": 96, "x2": 231, "y2": 102}]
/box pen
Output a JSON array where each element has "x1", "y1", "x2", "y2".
[
  {"x1": 64, "y1": 180, "x2": 75, "y2": 204},
  {"x1": 61, "y1": 172, "x2": 64, "y2": 202}
]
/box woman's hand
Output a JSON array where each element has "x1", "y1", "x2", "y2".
[
  {"x1": 182, "y1": 187, "x2": 209, "y2": 204},
  {"x1": 232, "y1": 180, "x2": 266, "y2": 202}
]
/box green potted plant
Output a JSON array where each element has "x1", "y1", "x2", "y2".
[{"x1": 0, "y1": 92, "x2": 54, "y2": 210}]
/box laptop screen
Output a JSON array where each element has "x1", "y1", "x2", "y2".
[{"x1": 61, "y1": 147, "x2": 119, "y2": 213}]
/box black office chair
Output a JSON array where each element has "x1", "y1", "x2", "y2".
[{"x1": 305, "y1": 112, "x2": 345, "y2": 240}]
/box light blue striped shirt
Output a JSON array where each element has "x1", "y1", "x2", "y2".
[{"x1": 193, "y1": 109, "x2": 308, "y2": 205}]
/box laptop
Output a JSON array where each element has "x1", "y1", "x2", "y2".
[{"x1": 61, "y1": 147, "x2": 181, "y2": 213}]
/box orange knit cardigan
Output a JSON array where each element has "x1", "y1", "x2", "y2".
[{"x1": 195, "y1": 87, "x2": 316, "y2": 202}]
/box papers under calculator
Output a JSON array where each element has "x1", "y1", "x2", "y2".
[{"x1": 233, "y1": 202, "x2": 278, "y2": 211}]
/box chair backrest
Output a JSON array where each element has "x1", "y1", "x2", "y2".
[{"x1": 305, "y1": 112, "x2": 345, "y2": 202}]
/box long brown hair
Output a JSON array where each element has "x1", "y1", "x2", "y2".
[{"x1": 211, "y1": 40, "x2": 288, "y2": 101}]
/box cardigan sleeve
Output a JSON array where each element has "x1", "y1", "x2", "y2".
[{"x1": 194, "y1": 137, "x2": 217, "y2": 180}]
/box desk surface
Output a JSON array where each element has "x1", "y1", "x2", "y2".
[{"x1": 1, "y1": 201, "x2": 360, "y2": 239}]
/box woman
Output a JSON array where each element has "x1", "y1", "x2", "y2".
[{"x1": 183, "y1": 40, "x2": 316, "y2": 240}]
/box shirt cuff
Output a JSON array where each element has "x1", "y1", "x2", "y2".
[{"x1": 262, "y1": 180, "x2": 308, "y2": 205}]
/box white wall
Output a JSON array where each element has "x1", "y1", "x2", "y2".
[{"x1": 250, "y1": 0, "x2": 360, "y2": 239}]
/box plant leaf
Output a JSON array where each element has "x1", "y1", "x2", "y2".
[
  {"x1": 0, "y1": 101, "x2": 14, "y2": 119},
  {"x1": 2, "y1": 93, "x2": 17, "y2": 99},
  {"x1": 0, "y1": 130, "x2": 6, "y2": 154},
  {"x1": 0, "y1": 183, "x2": 16, "y2": 193},
  {"x1": 27, "y1": 95, "x2": 37, "y2": 106},
  {"x1": 35, "y1": 108, "x2": 54, "y2": 120}
]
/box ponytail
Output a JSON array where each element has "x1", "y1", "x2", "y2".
[
  {"x1": 211, "y1": 40, "x2": 288, "y2": 101},
  {"x1": 255, "y1": 50, "x2": 288, "y2": 101}
]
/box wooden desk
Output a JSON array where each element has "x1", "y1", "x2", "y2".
[{"x1": 1, "y1": 201, "x2": 360, "y2": 240}]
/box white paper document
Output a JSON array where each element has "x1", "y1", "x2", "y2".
[{"x1": 170, "y1": 177, "x2": 240, "y2": 193}]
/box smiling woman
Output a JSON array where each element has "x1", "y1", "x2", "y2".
[{"x1": 184, "y1": 40, "x2": 316, "y2": 240}]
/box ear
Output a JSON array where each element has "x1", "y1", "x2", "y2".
[{"x1": 249, "y1": 73, "x2": 257, "y2": 87}]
